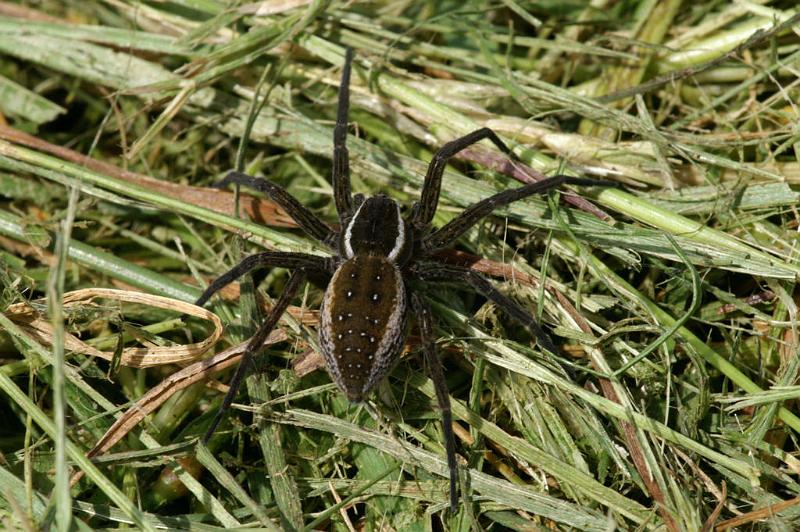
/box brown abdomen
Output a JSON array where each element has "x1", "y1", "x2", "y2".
[{"x1": 319, "y1": 256, "x2": 407, "y2": 401}]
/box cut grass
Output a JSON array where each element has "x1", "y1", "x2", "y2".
[{"x1": 1, "y1": 1, "x2": 800, "y2": 530}]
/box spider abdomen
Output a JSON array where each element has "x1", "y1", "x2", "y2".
[{"x1": 319, "y1": 255, "x2": 408, "y2": 401}]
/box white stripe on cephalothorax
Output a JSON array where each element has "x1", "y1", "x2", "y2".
[
  {"x1": 387, "y1": 202, "x2": 406, "y2": 262},
  {"x1": 342, "y1": 201, "x2": 365, "y2": 259}
]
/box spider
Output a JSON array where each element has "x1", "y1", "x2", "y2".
[{"x1": 196, "y1": 48, "x2": 608, "y2": 512}]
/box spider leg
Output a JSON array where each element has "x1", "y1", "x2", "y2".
[
  {"x1": 412, "y1": 262, "x2": 558, "y2": 356},
  {"x1": 412, "y1": 127, "x2": 515, "y2": 231},
  {"x1": 332, "y1": 47, "x2": 354, "y2": 218},
  {"x1": 412, "y1": 126, "x2": 614, "y2": 235},
  {"x1": 410, "y1": 292, "x2": 459, "y2": 513},
  {"x1": 423, "y1": 175, "x2": 612, "y2": 252},
  {"x1": 195, "y1": 251, "x2": 329, "y2": 307},
  {"x1": 215, "y1": 171, "x2": 336, "y2": 247},
  {"x1": 202, "y1": 270, "x2": 307, "y2": 443}
]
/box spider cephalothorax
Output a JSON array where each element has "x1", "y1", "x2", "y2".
[{"x1": 197, "y1": 48, "x2": 608, "y2": 512}]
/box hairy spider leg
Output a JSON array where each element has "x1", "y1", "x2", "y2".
[
  {"x1": 410, "y1": 293, "x2": 459, "y2": 512},
  {"x1": 332, "y1": 47, "x2": 355, "y2": 218},
  {"x1": 412, "y1": 127, "x2": 517, "y2": 231},
  {"x1": 424, "y1": 175, "x2": 613, "y2": 252},
  {"x1": 202, "y1": 270, "x2": 307, "y2": 443},
  {"x1": 412, "y1": 262, "x2": 558, "y2": 356},
  {"x1": 195, "y1": 251, "x2": 329, "y2": 307},
  {"x1": 215, "y1": 171, "x2": 336, "y2": 247}
]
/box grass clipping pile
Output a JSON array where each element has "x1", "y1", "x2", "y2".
[{"x1": 1, "y1": 2, "x2": 800, "y2": 531}]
